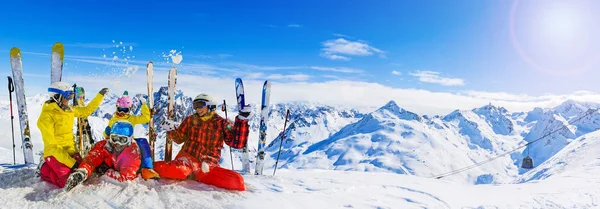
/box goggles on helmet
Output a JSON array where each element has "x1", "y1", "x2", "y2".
[
  {"x1": 117, "y1": 107, "x2": 131, "y2": 114},
  {"x1": 109, "y1": 134, "x2": 130, "y2": 146},
  {"x1": 48, "y1": 88, "x2": 75, "y2": 100},
  {"x1": 193, "y1": 99, "x2": 210, "y2": 109}
]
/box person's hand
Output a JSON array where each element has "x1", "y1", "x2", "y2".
[
  {"x1": 99, "y1": 88, "x2": 109, "y2": 96},
  {"x1": 237, "y1": 105, "x2": 252, "y2": 120},
  {"x1": 160, "y1": 119, "x2": 180, "y2": 131}
]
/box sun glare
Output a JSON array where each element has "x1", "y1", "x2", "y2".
[{"x1": 510, "y1": 0, "x2": 600, "y2": 76}]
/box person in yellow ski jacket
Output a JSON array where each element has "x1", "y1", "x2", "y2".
[
  {"x1": 37, "y1": 81, "x2": 108, "y2": 188},
  {"x1": 102, "y1": 91, "x2": 159, "y2": 180}
]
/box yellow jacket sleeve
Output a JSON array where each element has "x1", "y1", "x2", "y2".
[
  {"x1": 127, "y1": 104, "x2": 150, "y2": 125},
  {"x1": 73, "y1": 93, "x2": 104, "y2": 118}
]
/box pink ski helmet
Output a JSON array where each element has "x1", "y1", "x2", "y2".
[{"x1": 116, "y1": 95, "x2": 133, "y2": 108}]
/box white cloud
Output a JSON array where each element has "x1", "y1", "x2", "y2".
[
  {"x1": 409, "y1": 71, "x2": 465, "y2": 86},
  {"x1": 42, "y1": 72, "x2": 600, "y2": 116},
  {"x1": 194, "y1": 54, "x2": 233, "y2": 59},
  {"x1": 320, "y1": 38, "x2": 384, "y2": 61},
  {"x1": 288, "y1": 24, "x2": 302, "y2": 28},
  {"x1": 225, "y1": 63, "x2": 362, "y2": 74},
  {"x1": 332, "y1": 33, "x2": 352, "y2": 38},
  {"x1": 63, "y1": 42, "x2": 136, "y2": 49},
  {"x1": 392, "y1": 71, "x2": 401, "y2": 75},
  {"x1": 321, "y1": 54, "x2": 350, "y2": 61},
  {"x1": 310, "y1": 66, "x2": 363, "y2": 73}
]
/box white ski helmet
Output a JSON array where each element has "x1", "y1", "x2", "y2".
[
  {"x1": 193, "y1": 93, "x2": 217, "y2": 111},
  {"x1": 48, "y1": 81, "x2": 74, "y2": 102},
  {"x1": 193, "y1": 93, "x2": 214, "y2": 103}
]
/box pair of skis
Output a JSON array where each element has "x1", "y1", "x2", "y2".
[
  {"x1": 148, "y1": 62, "x2": 177, "y2": 162},
  {"x1": 236, "y1": 78, "x2": 272, "y2": 175}
]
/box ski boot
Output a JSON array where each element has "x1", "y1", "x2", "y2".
[
  {"x1": 141, "y1": 168, "x2": 160, "y2": 180},
  {"x1": 35, "y1": 156, "x2": 45, "y2": 177}
]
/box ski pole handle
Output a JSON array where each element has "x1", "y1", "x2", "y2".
[{"x1": 7, "y1": 76, "x2": 14, "y2": 93}]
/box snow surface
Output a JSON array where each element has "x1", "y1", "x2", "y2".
[
  {"x1": 0, "y1": 166, "x2": 598, "y2": 208},
  {"x1": 1, "y1": 91, "x2": 600, "y2": 208}
]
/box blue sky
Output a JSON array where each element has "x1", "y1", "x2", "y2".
[{"x1": 2, "y1": 0, "x2": 600, "y2": 113}]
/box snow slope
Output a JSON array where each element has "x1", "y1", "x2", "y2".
[{"x1": 0, "y1": 166, "x2": 598, "y2": 209}]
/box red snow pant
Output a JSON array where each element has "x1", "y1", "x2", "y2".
[
  {"x1": 39, "y1": 155, "x2": 81, "y2": 188},
  {"x1": 154, "y1": 152, "x2": 245, "y2": 191}
]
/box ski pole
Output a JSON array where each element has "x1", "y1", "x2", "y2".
[
  {"x1": 222, "y1": 100, "x2": 234, "y2": 171},
  {"x1": 7, "y1": 76, "x2": 16, "y2": 165},
  {"x1": 273, "y1": 109, "x2": 290, "y2": 176}
]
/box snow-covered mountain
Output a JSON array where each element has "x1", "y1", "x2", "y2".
[
  {"x1": 4, "y1": 87, "x2": 600, "y2": 186},
  {"x1": 270, "y1": 101, "x2": 523, "y2": 184},
  {"x1": 519, "y1": 100, "x2": 600, "y2": 173},
  {"x1": 517, "y1": 129, "x2": 600, "y2": 183}
]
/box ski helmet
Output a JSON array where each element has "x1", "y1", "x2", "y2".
[
  {"x1": 48, "y1": 81, "x2": 74, "y2": 102},
  {"x1": 116, "y1": 95, "x2": 133, "y2": 108},
  {"x1": 193, "y1": 93, "x2": 216, "y2": 111},
  {"x1": 109, "y1": 121, "x2": 133, "y2": 146}
]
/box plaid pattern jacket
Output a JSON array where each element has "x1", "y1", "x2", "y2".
[{"x1": 168, "y1": 112, "x2": 249, "y2": 165}]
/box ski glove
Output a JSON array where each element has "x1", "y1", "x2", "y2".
[
  {"x1": 99, "y1": 88, "x2": 109, "y2": 96},
  {"x1": 65, "y1": 168, "x2": 88, "y2": 192},
  {"x1": 95, "y1": 163, "x2": 110, "y2": 175},
  {"x1": 139, "y1": 97, "x2": 147, "y2": 105},
  {"x1": 160, "y1": 119, "x2": 180, "y2": 131},
  {"x1": 237, "y1": 105, "x2": 253, "y2": 120}
]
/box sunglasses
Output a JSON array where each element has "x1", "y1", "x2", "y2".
[
  {"x1": 110, "y1": 134, "x2": 130, "y2": 146},
  {"x1": 117, "y1": 107, "x2": 130, "y2": 113}
]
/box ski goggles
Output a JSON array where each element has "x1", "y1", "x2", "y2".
[
  {"x1": 117, "y1": 107, "x2": 130, "y2": 114},
  {"x1": 48, "y1": 88, "x2": 74, "y2": 100},
  {"x1": 109, "y1": 134, "x2": 131, "y2": 146},
  {"x1": 193, "y1": 100, "x2": 211, "y2": 109}
]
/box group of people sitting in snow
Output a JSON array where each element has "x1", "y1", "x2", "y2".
[{"x1": 36, "y1": 81, "x2": 252, "y2": 191}]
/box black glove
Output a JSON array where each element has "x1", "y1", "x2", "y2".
[
  {"x1": 99, "y1": 88, "x2": 109, "y2": 96},
  {"x1": 95, "y1": 163, "x2": 110, "y2": 175},
  {"x1": 70, "y1": 161, "x2": 80, "y2": 172}
]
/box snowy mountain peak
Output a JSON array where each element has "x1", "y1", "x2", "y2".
[
  {"x1": 552, "y1": 99, "x2": 599, "y2": 119},
  {"x1": 473, "y1": 103, "x2": 508, "y2": 115},
  {"x1": 372, "y1": 100, "x2": 422, "y2": 122}
]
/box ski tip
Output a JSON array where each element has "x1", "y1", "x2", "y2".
[
  {"x1": 52, "y1": 42, "x2": 65, "y2": 60},
  {"x1": 147, "y1": 61, "x2": 154, "y2": 67},
  {"x1": 10, "y1": 47, "x2": 20, "y2": 58}
]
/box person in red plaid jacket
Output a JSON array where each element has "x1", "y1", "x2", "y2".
[{"x1": 155, "y1": 93, "x2": 252, "y2": 191}]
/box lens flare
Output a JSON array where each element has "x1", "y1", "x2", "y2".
[{"x1": 510, "y1": 0, "x2": 600, "y2": 76}]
